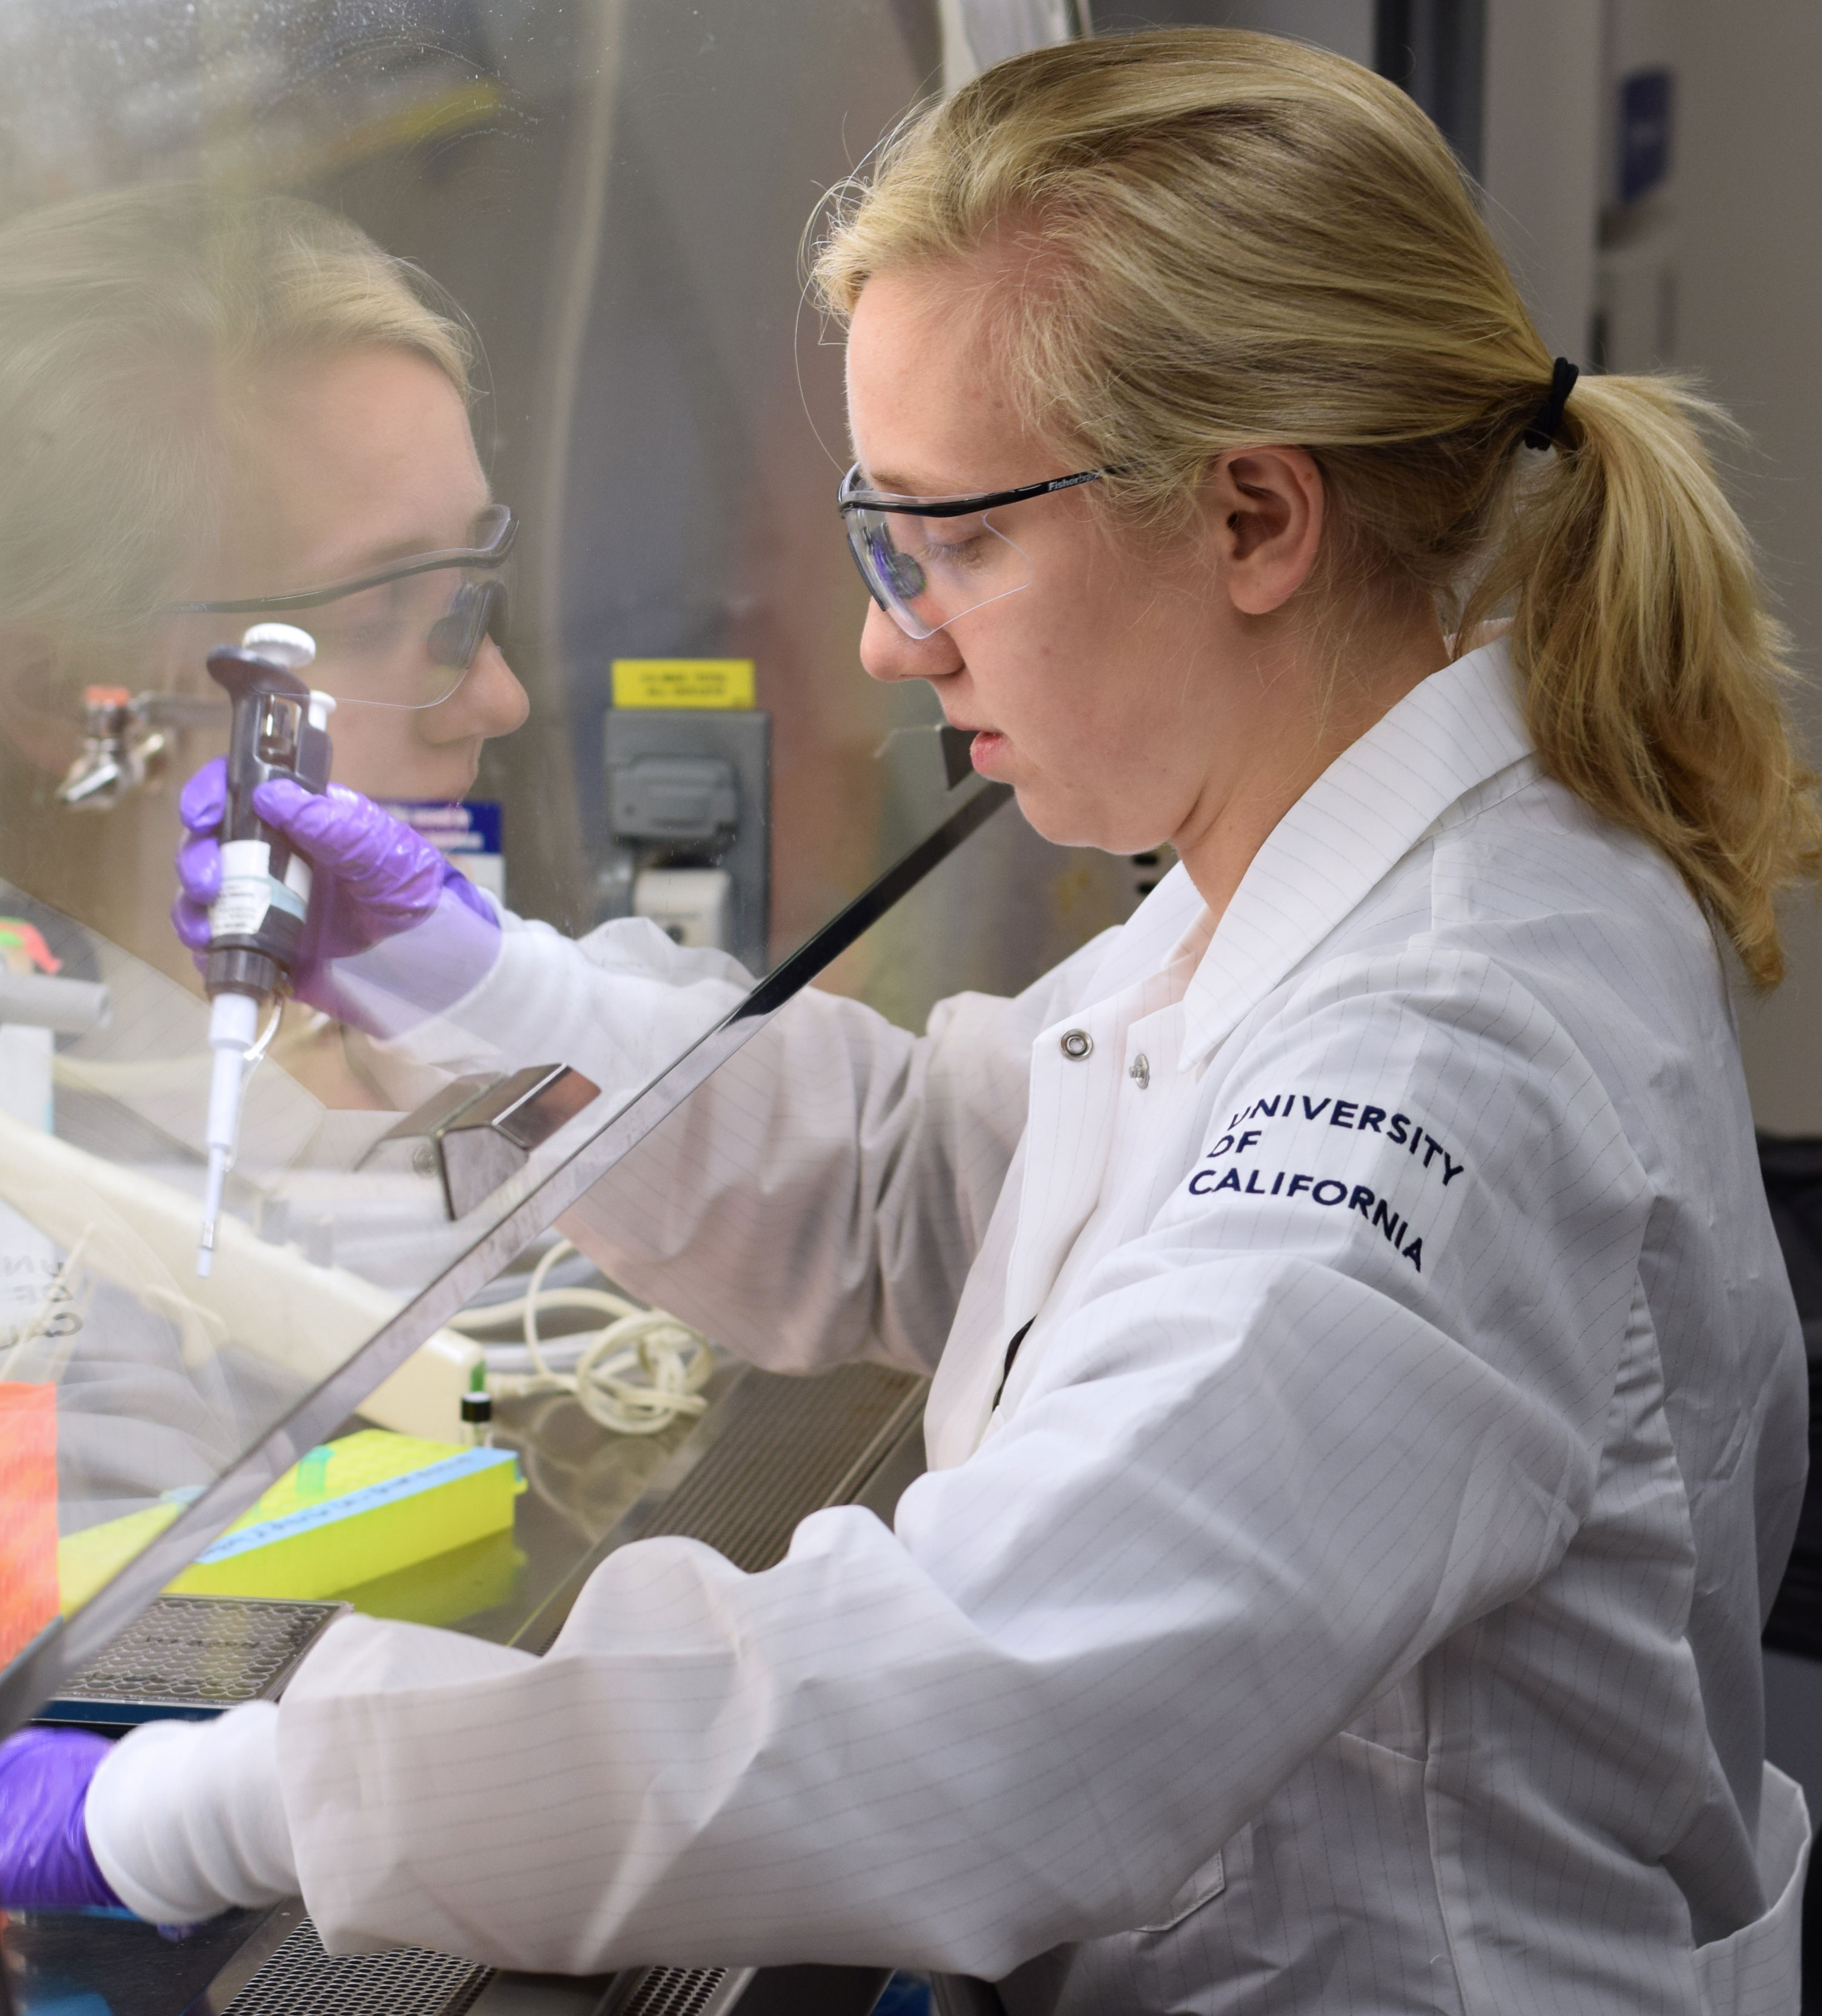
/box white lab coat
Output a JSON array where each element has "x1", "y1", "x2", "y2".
[{"x1": 107, "y1": 641, "x2": 1814, "y2": 2013}]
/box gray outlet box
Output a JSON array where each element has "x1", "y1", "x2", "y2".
[{"x1": 600, "y1": 708, "x2": 771, "y2": 975}]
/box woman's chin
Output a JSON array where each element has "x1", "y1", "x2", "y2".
[
  {"x1": 337, "y1": 750, "x2": 482, "y2": 804},
  {"x1": 1013, "y1": 783, "x2": 1172, "y2": 861},
  {"x1": 1010, "y1": 783, "x2": 1101, "y2": 851}
]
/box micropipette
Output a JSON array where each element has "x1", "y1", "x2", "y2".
[{"x1": 196, "y1": 623, "x2": 334, "y2": 1277}]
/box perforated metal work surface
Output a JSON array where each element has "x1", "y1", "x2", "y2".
[
  {"x1": 47, "y1": 1595, "x2": 346, "y2": 1714},
  {"x1": 607, "y1": 1965, "x2": 742, "y2": 2016},
  {"x1": 643, "y1": 1363, "x2": 922, "y2": 1573},
  {"x1": 221, "y1": 1918, "x2": 492, "y2": 2016}
]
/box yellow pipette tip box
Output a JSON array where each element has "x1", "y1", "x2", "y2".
[{"x1": 59, "y1": 1429, "x2": 524, "y2": 1613}]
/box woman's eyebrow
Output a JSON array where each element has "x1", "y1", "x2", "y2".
[{"x1": 862, "y1": 466, "x2": 965, "y2": 496}]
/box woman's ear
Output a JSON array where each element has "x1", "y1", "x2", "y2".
[{"x1": 1201, "y1": 447, "x2": 1325, "y2": 617}]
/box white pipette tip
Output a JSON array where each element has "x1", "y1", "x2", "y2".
[
  {"x1": 198, "y1": 996, "x2": 256, "y2": 1278},
  {"x1": 197, "y1": 1143, "x2": 229, "y2": 1279}
]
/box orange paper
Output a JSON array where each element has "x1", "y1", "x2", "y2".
[{"x1": 0, "y1": 1383, "x2": 57, "y2": 1663}]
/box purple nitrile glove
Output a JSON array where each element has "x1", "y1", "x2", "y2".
[
  {"x1": 0, "y1": 1728, "x2": 122, "y2": 1911},
  {"x1": 172, "y1": 758, "x2": 500, "y2": 1029}
]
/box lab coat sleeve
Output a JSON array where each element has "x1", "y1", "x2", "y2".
[
  {"x1": 551, "y1": 977, "x2": 1052, "y2": 1375},
  {"x1": 273, "y1": 948, "x2": 1655, "y2": 1977},
  {"x1": 358, "y1": 909, "x2": 758, "y2": 1099},
  {"x1": 371, "y1": 909, "x2": 1120, "y2": 1375}
]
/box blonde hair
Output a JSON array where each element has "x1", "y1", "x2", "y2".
[
  {"x1": 812, "y1": 28, "x2": 1821, "y2": 988},
  {"x1": 0, "y1": 183, "x2": 473, "y2": 674}
]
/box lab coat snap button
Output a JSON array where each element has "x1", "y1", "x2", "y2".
[
  {"x1": 1060, "y1": 1029, "x2": 1093, "y2": 1060},
  {"x1": 1129, "y1": 1053, "x2": 1150, "y2": 1090}
]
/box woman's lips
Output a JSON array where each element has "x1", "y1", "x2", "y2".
[{"x1": 970, "y1": 729, "x2": 1007, "y2": 772}]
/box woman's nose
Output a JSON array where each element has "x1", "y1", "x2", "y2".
[
  {"x1": 426, "y1": 637, "x2": 530, "y2": 742},
  {"x1": 858, "y1": 601, "x2": 962, "y2": 684}
]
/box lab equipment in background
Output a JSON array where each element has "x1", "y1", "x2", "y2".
[
  {"x1": 1592, "y1": 0, "x2": 1677, "y2": 373},
  {"x1": 56, "y1": 687, "x2": 225, "y2": 812},
  {"x1": 447, "y1": 1238, "x2": 714, "y2": 1436},
  {"x1": 0, "y1": 922, "x2": 108, "y2": 1370},
  {"x1": 360, "y1": 1063, "x2": 602, "y2": 1220},
  {"x1": 0, "y1": 971, "x2": 109, "y2": 1041},
  {"x1": 939, "y1": 0, "x2": 1087, "y2": 94},
  {"x1": 634, "y1": 865, "x2": 733, "y2": 953},
  {"x1": 460, "y1": 1364, "x2": 493, "y2": 1448},
  {"x1": 0, "y1": 918, "x2": 109, "y2": 1134},
  {"x1": 197, "y1": 624, "x2": 334, "y2": 1279},
  {"x1": 380, "y1": 799, "x2": 506, "y2": 905},
  {"x1": 0, "y1": 1100, "x2": 490, "y2": 1442},
  {"x1": 600, "y1": 661, "x2": 771, "y2": 972}
]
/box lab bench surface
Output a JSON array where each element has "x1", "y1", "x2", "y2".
[{"x1": 2, "y1": 1358, "x2": 928, "y2": 2016}]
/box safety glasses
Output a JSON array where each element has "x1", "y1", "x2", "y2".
[
  {"x1": 837, "y1": 463, "x2": 1107, "y2": 639},
  {"x1": 170, "y1": 505, "x2": 516, "y2": 710}
]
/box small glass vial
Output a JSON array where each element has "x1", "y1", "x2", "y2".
[{"x1": 461, "y1": 1387, "x2": 494, "y2": 1450}]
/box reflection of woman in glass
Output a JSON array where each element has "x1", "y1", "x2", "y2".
[
  {"x1": 0, "y1": 185, "x2": 527, "y2": 1065},
  {"x1": 0, "y1": 187, "x2": 530, "y2": 1500}
]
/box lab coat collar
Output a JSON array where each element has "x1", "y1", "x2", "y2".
[{"x1": 1179, "y1": 638, "x2": 1532, "y2": 1069}]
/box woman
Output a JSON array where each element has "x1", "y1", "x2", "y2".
[
  {"x1": 0, "y1": 185, "x2": 528, "y2": 994},
  {"x1": 0, "y1": 186, "x2": 531, "y2": 1509},
  {"x1": 4, "y1": 31, "x2": 1814, "y2": 2014}
]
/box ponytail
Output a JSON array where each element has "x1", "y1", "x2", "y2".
[
  {"x1": 1463, "y1": 375, "x2": 1821, "y2": 987},
  {"x1": 813, "y1": 28, "x2": 1822, "y2": 986}
]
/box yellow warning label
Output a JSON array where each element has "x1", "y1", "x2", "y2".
[{"x1": 611, "y1": 659, "x2": 755, "y2": 710}]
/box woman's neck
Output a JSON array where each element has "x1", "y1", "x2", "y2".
[{"x1": 1173, "y1": 600, "x2": 1451, "y2": 923}]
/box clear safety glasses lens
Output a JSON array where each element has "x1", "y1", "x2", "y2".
[
  {"x1": 269, "y1": 563, "x2": 510, "y2": 711},
  {"x1": 428, "y1": 575, "x2": 507, "y2": 675},
  {"x1": 170, "y1": 507, "x2": 516, "y2": 710},
  {"x1": 842, "y1": 505, "x2": 1034, "y2": 640}
]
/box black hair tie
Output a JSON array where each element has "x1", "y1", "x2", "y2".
[{"x1": 1521, "y1": 357, "x2": 1581, "y2": 452}]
